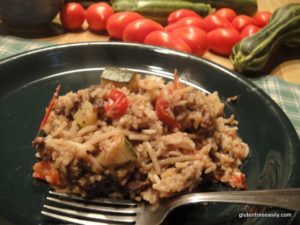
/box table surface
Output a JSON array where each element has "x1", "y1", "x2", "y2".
[{"x1": 1, "y1": 0, "x2": 300, "y2": 84}]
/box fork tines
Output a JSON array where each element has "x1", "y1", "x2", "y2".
[{"x1": 42, "y1": 191, "x2": 138, "y2": 225}]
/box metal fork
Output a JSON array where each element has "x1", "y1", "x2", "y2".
[{"x1": 42, "y1": 188, "x2": 300, "y2": 225}]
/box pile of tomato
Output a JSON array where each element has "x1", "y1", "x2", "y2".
[{"x1": 60, "y1": 2, "x2": 272, "y2": 57}]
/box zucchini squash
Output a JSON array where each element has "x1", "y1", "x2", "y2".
[
  {"x1": 74, "y1": 101, "x2": 98, "y2": 127},
  {"x1": 230, "y1": 3, "x2": 300, "y2": 73},
  {"x1": 283, "y1": 35, "x2": 300, "y2": 48},
  {"x1": 112, "y1": 0, "x2": 212, "y2": 24},
  {"x1": 99, "y1": 134, "x2": 136, "y2": 167},
  {"x1": 101, "y1": 67, "x2": 139, "y2": 91},
  {"x1": 101, "y1": 67, "x2": 135, "y2": 83},
  {"x1": 184, "y1": 0, "x2": 258, "y2": 15}
]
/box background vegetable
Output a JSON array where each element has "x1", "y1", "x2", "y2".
[
  {"x1": 231, "y1": 15, "x2": 255, "y2": 32},
  {"x1": 167, "y1": 9, "x2": 202, "y2": 24},
  {"x1": 183, "y1": 0, "x2": 258, "y2": 16},
  {"x1": 204, "y1": 14, "x2": 233, "y2": 31},
  {"x1": 171, "y1": 26, "x2": 208, "y2": 56},
  {"x1": 106, "y1": 12, "x2": 143, "y2": 39},
  {"x1": 165, "y1": 16, "x2": 209, "y2": 32},
  {"x1": 59, "y1": 1, "x2": 297, "y2": 63},
  {"x1": 122, "y1": 18, "x2": 163, "y2": 43},
  {"x1": 283, "y1": 35, "x2": 300, "y2": 48},
  {"x1": 253, "y1": 11, "x2": 272, "y2": 27},
  {"x1": 230, "y1": 3, "x2": 300, "y2": 73},
  {"x1": 144, "y1": 30, "x2": 192, "y2": 53},
  {"x1": 215, "y1": 8, "x2": 237, "y2": 22},
  {"x1": 241, "y1": 24, "x2": 261, "y2": 38},
  {"x1": 112, "y1": 0, "x2": 212, "y2": 25},
  {"x1": 207, "y1": 28, "x2": 241, "y2": 56},
  {"x1": 86, "y1": 2, "x2": 113, "y2": 32},
  {"x1": 60, "y1": 2, "x2": 86, "y2": 31}
]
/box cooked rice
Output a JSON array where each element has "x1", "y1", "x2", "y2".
[{"x1": 32, "y1": 74, "x2": 249, "y2": 204}]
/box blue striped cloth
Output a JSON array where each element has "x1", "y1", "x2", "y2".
[
  {"x1": 252, "y1": 76, "x2": 300, "y2": 137},
  {"x1": 0, "y1": 35, "x2": 299, "y2": 137}
]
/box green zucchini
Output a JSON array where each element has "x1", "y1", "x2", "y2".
[
  {"x1": 101, "y1": 67, "x2": 135, "y2": 83},
  {"x1": 99, "y1": 134, "x2": 136, "y2": 167},
  {"x1": 270, "y1": 8, "x2": 300, "y2": 48},
  {"x1": 283, "y1": 35, "x2": 300, "y2": 48},
  {"x1": 230, "y1": 3, "x2": 300, "y2": 73},
  {"x1": 183, "y1": 0, "x2": 258, "y2": 15},
  {"x1": 74, "y1": 101, "x2": 98, "y2": 127},
  {"x1": 112, "y1": 0, "x2": 212, "y2": 25},
  {"x1": 101, "y1": 67, "x2": 139, "y2": 91}
]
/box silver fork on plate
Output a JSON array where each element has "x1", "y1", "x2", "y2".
[{"x1": 42, "y1": 189, "x2": 300, "y2": 225}]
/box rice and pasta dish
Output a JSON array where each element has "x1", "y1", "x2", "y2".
[{"x1": 32, "y1": 68, "x2": 249, "y2": 204}]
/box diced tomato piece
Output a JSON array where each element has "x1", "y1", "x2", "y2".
[
  {"x1": 33, "y1": 161, "x2": 61, "y2": 185},
  {"x1": 156, "y1": 95, "x2": 180, "y2": 129},
  {"x1": 229, "y1": 173, "x2": 247, "y2": 189},
  {"x1": 105, "y1": 89, "x2": 129, "y2": 119}
]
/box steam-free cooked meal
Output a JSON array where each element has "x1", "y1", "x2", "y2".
[{"x1": 32, "y1": 68, "x2": 249, "y2": 204}]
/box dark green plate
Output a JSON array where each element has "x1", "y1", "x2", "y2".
[{"x1": 0, "y1": 42, "x2": 299, "y2": 225}]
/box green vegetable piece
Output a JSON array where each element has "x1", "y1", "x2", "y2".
[
  {"x1": 283, "y1": 35, "x2": 300, "y2": 48},
  {"x1": 101, "y1": 67, "x2": 135, "y2": 83},
  {"x1": 101, "y1": 67, "x2": 139, "y2": 91},
  {"x1": 74, "y1": 101, "x2": 98, "y2": 127},
  {"x1": 99, "y1": 134, "x2": 136, "y2": 167},
  {"x1": 230, "y1": 3, "x2": 300, "y2": 73}
]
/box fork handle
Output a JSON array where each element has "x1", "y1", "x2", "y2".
[{"x1": 169, "y1": 188, "x2": 300, "y2": 211}]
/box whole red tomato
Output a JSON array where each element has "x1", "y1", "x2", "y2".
[
  {"x1": 171, "y1": 26, "x2": 208, "y2": 56},
  {"x1": 215, "y1": 8, "x2": 237, "y2": 22},
  {"x1": 106, "y1": 12, "x2": 143, "y2": 39},
  {"x1": 144, "y1": 30, "x2": 191, "y2": 53},
  {"x1": 165, "y1": 17, "x2": 209, "y2": 32},
  {"x1": 167, "y1": 9, "x2": 201, "y2": 25},
  {"x1": 60, "y1": 3, "x2": 85, "y2": 31},
  {"x1": 253, "y1": 11, "x2": 272, "y2": 27},
  {"x1": 204, "y1": 14, "x2": 233, "y2": 32},
  {"x1": 207, "y1": 28, "x2": 241, "y2": 56},
  {"x1": 122, "y1": 19, "x2": 163, "y2": 43},
  {"x1": 232, "y1": 15, "x2": 255, "y2": 32},
  {"x1": 86, "y1": 2, "x2": 113, "y2": 32},
  {"x1": 241, "y1": 24, "x2": 261, "y2": 38}
]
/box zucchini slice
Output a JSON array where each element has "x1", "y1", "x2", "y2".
[
  {"x1": 101, "y1": 67, "x2": 138, "y2": 90},
  {"x1": 99, "y1": 134, "x2": 136, "y2": 167}
]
